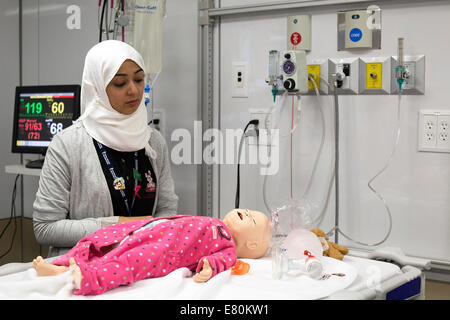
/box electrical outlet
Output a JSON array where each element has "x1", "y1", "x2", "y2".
[
  {"x1": 437, "y1": 115, "x2": 450, "y2": 151},
  {"x1": 149, "y1": 109, "x2": 165, "y2": 137},
  {"x1": 418, "y1": 110, "x2": 450, "y2": 152},
  {"x1": 232, "y1": 61, "x2": 248, "y2": 97},
  {"x1": 418, "y1": 112, "x2": 437, "y2": 151},
  {"x1": 249, "y1": 108, "x2": 273, "y2": 146}
]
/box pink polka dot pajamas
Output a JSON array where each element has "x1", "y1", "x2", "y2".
[{"x1": 52, "y1": 215, "x2": 237, "y2": 295}]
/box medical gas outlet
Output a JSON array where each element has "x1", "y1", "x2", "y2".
[
  {"x1": 328, "y1": 58, "x2": 359, "y2": 94},
  {"x1": 366, "y1": 63, "x2": 382, "y2": 88},
  {"x1": 281, "y1": 50, "x2": 308, "y2": 94},
  {"x1": 334, "y1": 63, "x2": 350, "y2": 89},
  {"x1": 390, "y1": 55, "x2": 425, "y2": 95},
  {"x1": 359, "y1": 57, "x2": 390, "y2": 95},
  {"x1": 306, "y1": 60, "x2": 328, "y2": 95}
]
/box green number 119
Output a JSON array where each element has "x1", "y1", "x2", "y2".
[{"x1": 25, "y1": 102, "x2": 42, "y2": 114}]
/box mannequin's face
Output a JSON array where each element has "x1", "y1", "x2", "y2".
[
  {"x1": 223, "y1": 209, "x2": 271, "y2": 259},
  {"x1": 106, "y1": 59, "x2": 145, "y2": 115}
]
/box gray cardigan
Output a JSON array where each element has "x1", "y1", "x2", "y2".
[{"x1": 33, "y1": 120, "x2": 178, "y2": 257}]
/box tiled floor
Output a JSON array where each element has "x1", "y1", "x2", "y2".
[
  {"x1": 0, "y1": 217, "x2": 48, "y2": 266},
  {"x1": 425, "y1": 280, "x2": 450, "y2": 300}
]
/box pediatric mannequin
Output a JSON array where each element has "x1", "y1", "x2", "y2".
[{"x1": 32, "y1": 209, "x2": 271, "y2": 295}]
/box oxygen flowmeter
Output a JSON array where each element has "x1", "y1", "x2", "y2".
[
  {"x1": 281, "y1": 50, "x2": 308, "y2": 94},
  {"x1": 266, "y1": 50, "x2": 308, "y2": 96}
]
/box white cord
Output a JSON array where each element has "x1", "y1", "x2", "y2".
[
  {"x1": 262, "y1": 94, "x2": 286, "y2": 213},
  {"x1": 303, "y1": 75, "x2": 326, "y2": 198},
  {"x1": 327, "y1": 92, "x2": 401, "y2": 247},
  {"x1": 270, "y1": 95, "x2": 301, "y2": 138},
  {"x1": 306, "y1": 75, "x2": 335, "y2": 228},
  {"x1": 261, "y1": 81, "x2": 327, "y2": 217},
  {"x1": 287, "y1": 96, "x2": 302, "y2": 136}
]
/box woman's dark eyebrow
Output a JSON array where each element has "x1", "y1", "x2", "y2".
[{"x1": 114, "y1": 68, "x2": 144, "y2": 77}]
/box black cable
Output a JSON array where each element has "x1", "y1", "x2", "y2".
[
  {"x1": 235, "y1": 120, "x2": 259, "y2": 209},
  {"x1": 99, "y1": 0, "x2": 107, "y2": 42},
  {"x1": 0, "y1": 174, "x2": 20, "y2": 259}
]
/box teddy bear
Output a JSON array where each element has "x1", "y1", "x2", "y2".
[{"x1": 310, "y1": 228, "x2": 349, "y2": 260}]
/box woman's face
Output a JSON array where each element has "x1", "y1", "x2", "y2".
[{"x1": 106, "y1": 59, "x2": 145, "y2": 115}]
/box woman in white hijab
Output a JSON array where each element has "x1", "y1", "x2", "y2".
[{"x1": 33, "y1": 40, "x2": 178, "y2": 258}]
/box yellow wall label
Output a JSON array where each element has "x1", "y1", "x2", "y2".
[
  {"x1": 366, "y1": 62, "x2": 382, "y2": 89},
  {"x1": 307, "y1": 65, "x2": 321, "y2": 91}
]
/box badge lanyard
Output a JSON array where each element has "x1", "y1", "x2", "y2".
[{"x1": 96, "y1": 141, "x2": 138, "y2": 216}]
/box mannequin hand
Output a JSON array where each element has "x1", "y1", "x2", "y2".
[
  {"x1": 119, "y1": 216, "x2": 152, "y2": 223},
  {"x1": 193, "y1": 258, "x2": 213, "y2": 283}
]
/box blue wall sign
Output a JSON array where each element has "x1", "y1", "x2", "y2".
[{"x1": 349, "y1": 28, "x2": 363, "y2": 42}]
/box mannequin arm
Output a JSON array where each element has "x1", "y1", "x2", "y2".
[
  {"x1": 193, "y1": 258, "x2": 213, "y2": 282},
  {"x1": 193, "y1": 247, "x2": 237, "y2": 282}
]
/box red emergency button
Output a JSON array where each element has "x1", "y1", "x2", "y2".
[{"x1": 290, "y1": 32, "x2": 302, "y2": 46}]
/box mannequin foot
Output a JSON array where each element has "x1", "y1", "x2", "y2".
[
  {"x1": 32, "y1": 256, "x2": 69, "y2": 277},
  {"x1": 69, "y1": 257, "x2": 83, "y2": 289}
]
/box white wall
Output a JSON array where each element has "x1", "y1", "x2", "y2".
[
  {"x1": 0, "y1": 1, "x2": 21, "y2": 219},
  {"x1": 157, "y1": 0, "x2": 199, "y2": 215},
  {"x1": 217, "y1": 1, "x2": 450, "y2": 262}
]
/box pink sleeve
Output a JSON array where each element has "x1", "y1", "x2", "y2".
[{"x1": 195, "y1": 246, "x2": 237, "y2": 279}]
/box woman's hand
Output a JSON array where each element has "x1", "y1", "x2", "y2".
[{"x1": 118, "y1": 215, "x2": 152, "y2": 223}]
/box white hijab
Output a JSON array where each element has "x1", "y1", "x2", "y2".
[{"x1": 79, "y1": 40, "x2": 152, "y2": 153}]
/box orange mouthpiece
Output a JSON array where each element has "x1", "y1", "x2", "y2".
[{"x1": 231, "y1": 260, "x2": 250, "y2": 275}]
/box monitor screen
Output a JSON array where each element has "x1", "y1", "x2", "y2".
[{"x1": 11, "y1": 85, "x2": 81, "y2": 155}]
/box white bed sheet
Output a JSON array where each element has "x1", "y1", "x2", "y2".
[
  {"x1": 342, "y1": 256, "x2": 402, "y2": 292},
  {"x1": 0, "y1": 256, "x2": 359, "y2": 300}
]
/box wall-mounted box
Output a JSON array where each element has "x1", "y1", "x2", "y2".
[
  {"x1": 337, "y1": 8, "x2": 381, "y2": 51},
  {"x1": 281, "y1": 50, "x2": 308, "y2": 94},
  {"x1": 305, "y1": 59, "x2": 328, "y2": 95},
  {"x1": 287, "y1": 15, "x2": 311, "y2": 51},
  {"x1": 328, "y1": 57, "x2": 360, "y2": 95},
  {"x1": 391, "y1": 55, "x2": 425, "y2": 95}
]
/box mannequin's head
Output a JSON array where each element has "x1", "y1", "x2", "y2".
[{"x1": 223, "y1": 209, "x2": 272, "y2": 259}]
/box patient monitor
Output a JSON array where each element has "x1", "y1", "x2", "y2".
[{"x1": 11, "y1": 85, "x2": 81, "y2": 168}]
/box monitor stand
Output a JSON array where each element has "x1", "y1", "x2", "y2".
[{"x1": 25, "y1": 158, "x2": 44, "y2": 169}]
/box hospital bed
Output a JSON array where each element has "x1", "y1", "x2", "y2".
[{"x1": 0, "y1": 246, "x2": 430, "y2": 300}]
